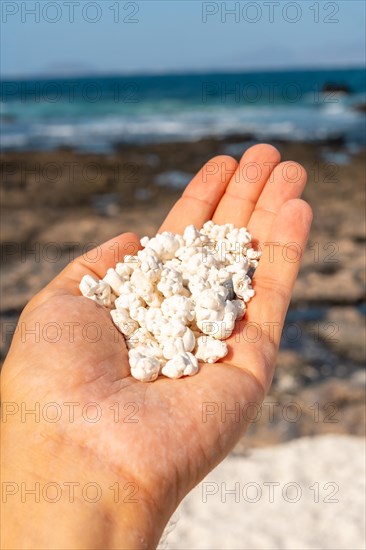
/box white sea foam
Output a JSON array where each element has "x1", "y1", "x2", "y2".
[{"x1": 1, "y1": 100, "x2": 365, "y2": 151}]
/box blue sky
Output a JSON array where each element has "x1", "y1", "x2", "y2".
[{"x1": 1, "y1": 1, "x2": 365, "y2": 77}]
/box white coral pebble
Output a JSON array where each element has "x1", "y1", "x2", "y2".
[
  {"x1": 232, "y1": 273, "x2": 255, "y2": 302},
  {"x1": 161, "y1": 352, "x2": 198, "y2": 379},
  {"x1": 79, "y1": 223, "x2": 260, "y2": 382},
  {"x1": 195, "y1": 289, "x2": 236, "y2": 339},
  {"x1": 147, "y1": 232, "x2": 182, "y2": 260},
  {"x1": 183, "y1": 224, "x2": 209, "y2": 247},
  {"x1": 195, "y1": 336, "x2": 228, "y2": 363},
  {"x1": 162, "y1": 329, "x2": 196, "y2": 359},
  {"x1": 128, "y1": 349, "x2": 161, "y2": 382},
  {"x1": 161, "y1": 295, "x2": 195, "y2": 323},
  {"x1": 246, "y1": 248, "x2": 261, "y2": 260},
  {"x1": 79, "y1": 275, "x2": 115, "y2": 308},
  {"x1": 110, "y1": 308, "x2": 138, "y2": 336},
  {"x1": 157, "y1": 266, "x2": 184, "y2": 298},
  {"x1": 103, "y1": 268, "x2": 124, "y2": 295}
]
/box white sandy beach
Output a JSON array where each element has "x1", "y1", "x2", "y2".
[{"x1": 162, "y1": 435, "x2": 365, "y2": 550}]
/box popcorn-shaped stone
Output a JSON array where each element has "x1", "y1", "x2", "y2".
[
  {"x1": 79, "y1": 274, "x2": 99, "y2": 297},
  {"x1": 182, "y1": 327, "x2": 196, "y2": 351},
  {"x1": 115, "y1": 262, "x2": 134, "y2": 279},
  {"x1": 110, "y1": 308, "x2": 138, "y2": 336},
  {"x1": 162, "y1": 329, "x2": 195, "y2": 359},
  {"x1": 195, "y1": 336, "x2": 228, "y2": 363},
  {"x1": 140, "y1": 236, "x2": 150, "y2": 247},
  {"x1": 227, "y1": 227, "x2": 252, "y2": 247},
  {"x1": 198, "y1": 317, "x2": 235, "y2": 340},
  {"x1": 165, "y1": 257, "x2": 182, "y2": 269},
  {"x1": 156, "y1": 319, "x2": 188, "y2": 340},
  {"x1": 246, "y1": 248, "x2": 261, "y2": 260},
  {"x1": 138, "y1": 248, "x2": 162, "y2": 281},
  {"x1": 214, "y1": 239, "x2": 232, "y2": 263},
  {"x1": 157, "y1": 266, "x2": 184, "y2": 298},
  {"x1": 195, "y1": 288, "x2": 226, "y2": 314},
  {"x1": 130, "y1": 269, "x2": 162, "y2": 306},
  {"x1": 175, "y1": 245, "x2": 199, "y2": 263},
  {"x1": 124, "y1": 254, "x2": 140, "y2": 267},
  {"x1": 115, "y1": 284, "x2": 145, "y2": 311},
  {"x1": 147, "y1": 232, "x2": 183, "y2": 261},
  {"x1": 232, "y1": 273, "x2": 255, "y2": 302},
  {"x1": 183, "y1": 224, "x2": 209, "y2": 247},
  {"x1": 79, "y1": 275, "x2": 115, "y2": 308},
  {"x1": 144, "y1": 307, "x2": 164, "y2": 335},
  {"x1": 103, "y1": 268, "x2": 124, "y2": 295},
  {"x1": 161, "y1": 295, "x2": 195, "y2": 324},
  {"x1": 129, "y1": 349, "x2": 161, "y2": 382},
  {"x1": 185, "y1": 252, "x2": 206, "y2": 272},
  {"x1": 226, "y1": 259, "x2": 250, "y2": 275},
  {"x1": 188, "y1": 275, "x2": 210, "y2": 298},
  {"x1": 143, "y1": 339, "x2": 165, "y2": 359},
  {"x1": 202, "y1": 220, "x2": 214, "y2": 233},
  {"x1": 161, "y1": 352, "x2": 198, "y2": 379},
  {"x1": 129, "y1": 305, "x2": 147, "y2": 325},
  {"x1": 195, "y1": 290, "x2": 238, "y2": 339},
  {"x1": 79, "y1": 222, "x2": 260, "y2": 382},
  {"x1": 216, "y1": 267, "x2": 231, "y2": 284},
  {"x1": 125, "y1": 327, "x2": 154, "y2": 349}
]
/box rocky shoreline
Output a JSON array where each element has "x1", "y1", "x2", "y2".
[{"x1": 1, "y1": 137, "x2": 365, "y2": 447}]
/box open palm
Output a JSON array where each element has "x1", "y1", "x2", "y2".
[{"x1": 2, "y1": 144, "x2": 312, "y2": 541}]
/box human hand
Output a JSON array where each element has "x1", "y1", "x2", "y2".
[{"x1": 1, "y1": 144, "x2": 312, "y2": 549}]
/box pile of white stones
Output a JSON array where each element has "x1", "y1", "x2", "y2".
[{"x1": 79, "y1": 222, "x2": 260, "y2": 382}]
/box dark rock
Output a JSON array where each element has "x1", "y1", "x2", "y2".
[
  {"x1": 353, "y1": 103, "x2": 366, "y2": 113},
  {"x1": 322, "y1": 83, "x2": 351, "y2": 94}
]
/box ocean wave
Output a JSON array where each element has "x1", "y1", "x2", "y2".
[{"x1": 1, "y1": 101, "x2": 365, "y2": 151}]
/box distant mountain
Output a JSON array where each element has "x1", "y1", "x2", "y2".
[
  {"x1": 37, "y1": 62, "x2": 99, "y2": 77},
  {"x1": 0, "y1": 62, "x2": 100, "y2": 80}
]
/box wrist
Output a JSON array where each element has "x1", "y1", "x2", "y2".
[{"x1": 1, "y1": 425, "x2": 165, "y2": 550}]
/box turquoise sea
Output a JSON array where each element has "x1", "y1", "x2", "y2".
[{"x1": 1, "y1": 67, "x2": 365, "y2": 152}]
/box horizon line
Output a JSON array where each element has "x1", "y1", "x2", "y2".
[{"x1": 1, "y1": 63, "x2": 364, "y2": 81}]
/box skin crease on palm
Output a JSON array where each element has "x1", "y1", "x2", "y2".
[{"x1": 1, "y1": 144, "x2": 313, "y2": 549}]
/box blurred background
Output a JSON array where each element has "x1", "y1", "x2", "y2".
[{"x1": 1, "y1": 1, "x2": 365, "y2": 548}]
